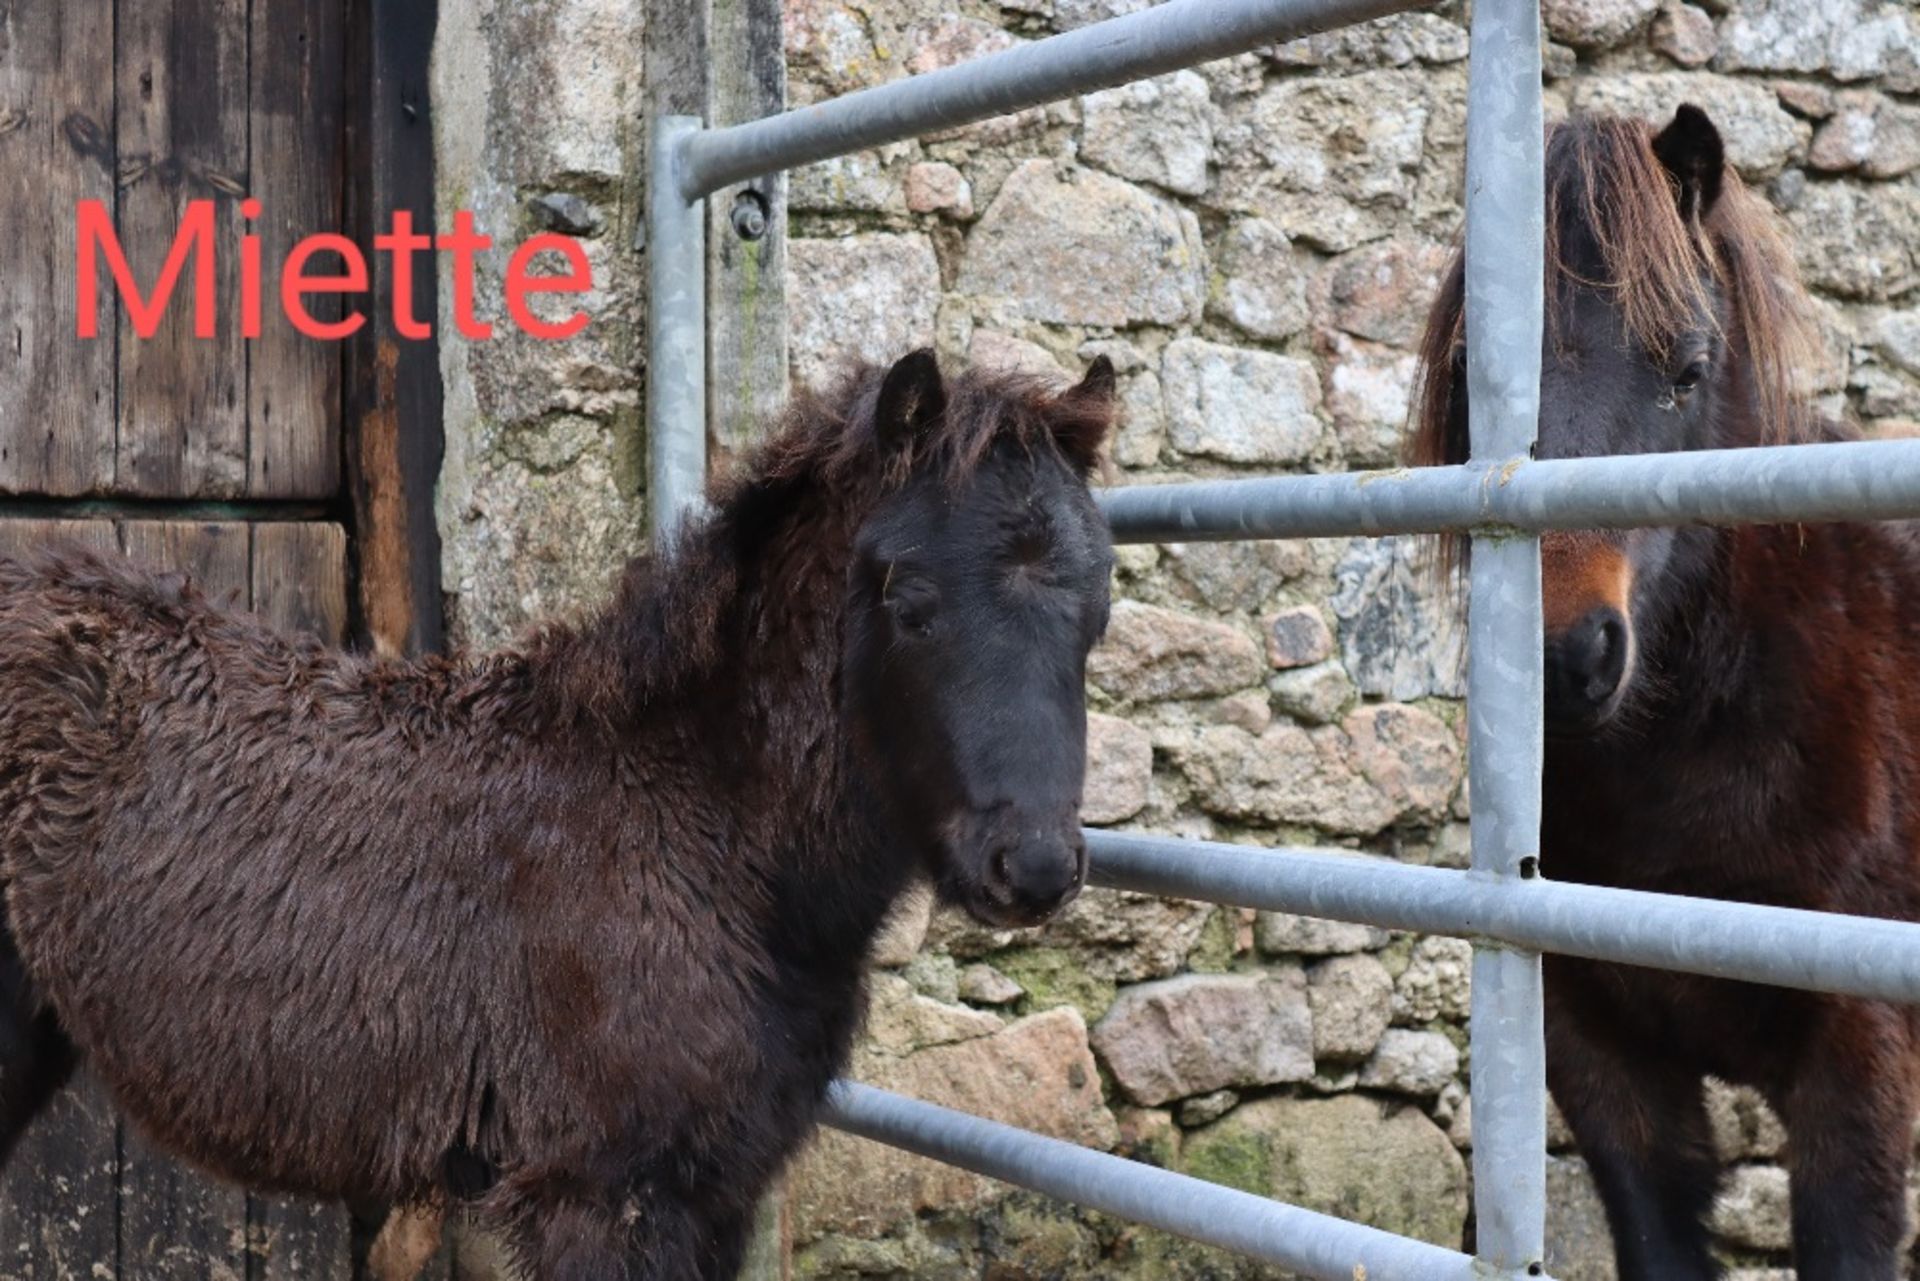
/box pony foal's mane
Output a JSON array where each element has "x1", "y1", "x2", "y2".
[
  {"x1": 741, "y1": 360, "x2": 1113, "y2": 496},
  {"x1": 521, "y1": 359, "x2": 1114, "y2": 729}
]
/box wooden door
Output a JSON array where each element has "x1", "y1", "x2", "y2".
[
  {"x1": 1, "y1": 0, "x2": 344, "y2": 502},
  {"x1": 0, "y1": 1, "x2": 443, "y2": 1276}
]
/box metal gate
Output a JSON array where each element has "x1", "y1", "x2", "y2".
[{"x1": 644, "y1": 1, "x2": 1920, "y2": 1276}]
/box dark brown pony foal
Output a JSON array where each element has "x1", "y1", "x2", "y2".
[
  {"x1": 0, "y1": 351, "x2": 1118, "y2": 1280},
  {"x1": 1416, "y1": 106, "x2": 1920, "y2": 1280}
]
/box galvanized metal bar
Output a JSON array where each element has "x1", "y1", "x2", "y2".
[
  {"x1": 1096, "y1": 437, "x2": 1920, "y2": 544},
  {"x1": 674, "y1": 0, "x2": 1426, "y2": 199},
  {"x1": 1462, "y1": 4, "x2": 1546, "y2": 464},
  {"x1": 647, "y1": 115, "x2": 710, "y2": 547},
  {"x1": 1463, "y1": 541, "x2": 1542, "y2": 890},
  {"x1": 820, "y1": 1081, "x2": 1483, "y2": 1281},
  {"x1": 1459, "y1": 0, "x2": 1548, "y2": 1265},
  {"x1": 1087, "y1": 830, "x2": 1920, "y2": 1005},
  {"x1": 1464, "y1": 536, "x2": 1547, "y2": 1278},
  {"x1": 1470, "y1": 944, "x2": 1546, "y2": 1269}
]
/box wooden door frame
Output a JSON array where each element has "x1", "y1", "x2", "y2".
[{"x1": 345, "y1": 0, "x2": 445, "y2": 658}]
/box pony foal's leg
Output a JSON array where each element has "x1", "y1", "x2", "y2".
[
  {"x1": 1545, "y1": 967, "x2": 1723, "y2": 1280},
  {"x1": 506, "y1": 1179, "x2": 735, "y2": 1281},
  {"x1": 0, "y1": 926, "x2": 76, "y2": 1168},
  {"x1": 0, "y1": 1009, "x2": 73, "y2": 1167},
  {"x1": 509, "y1": 1192, "x2": 641, "y2": 1281},
  {"x1": 1778, "y1": 999, "x2": 1913, "y2": 1281},
  {"x1": 693, "y1": 1200, "x2": 757, "y2": 1281}
]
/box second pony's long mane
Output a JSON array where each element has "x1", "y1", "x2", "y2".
[{"x1": 1410, "y1": 113, "x2": 1827, "y2": 472}]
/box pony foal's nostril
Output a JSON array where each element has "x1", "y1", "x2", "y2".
[{"x1": 990, "y1": 836, "x2": 1084, "y2": 916}]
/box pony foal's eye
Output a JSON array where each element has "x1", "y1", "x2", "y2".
[{"x1": 886, "y1": 592, "x2": 937, "y2": 636}]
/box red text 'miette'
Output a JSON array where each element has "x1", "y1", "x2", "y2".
[{"x1": 75, "y1": 200, "x2": 592, "y2": 342}]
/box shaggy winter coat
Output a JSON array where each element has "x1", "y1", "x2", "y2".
[{"x1": 0, "y1": 357, "x2": 1114, "y2": 1276}]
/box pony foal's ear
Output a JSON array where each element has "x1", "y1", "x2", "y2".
[
  {"x1": 1067, "y1": 355, "x2": 1117, "y2": 404},
  {"x1": 1053, "y1": 355, "x2": 1118, "y2": 472},
  {"x1": 874, "y1": 348, "x2": 947, "y2": 454},
  {"x1": 1652, "y1": 103, "x2": 1726, "y2": 223}
]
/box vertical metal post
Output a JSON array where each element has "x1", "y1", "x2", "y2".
[
  {"x1": 1462, "y1": 0, "x2": 1547, "y2": 1275},
  {"x1": 647, "y1": 115, "x2": 710, "y2": 547}
]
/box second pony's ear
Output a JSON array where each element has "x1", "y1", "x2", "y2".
[
  {"x1": 1652, "y1": 103, "x2": 1726, "y2": 224},
  {"x1": 874, "y1": 348, "x2": 947, "y2": 454},
  {"x1": 1052, "y1": 355, "x2": 1118, "y2": 473}
]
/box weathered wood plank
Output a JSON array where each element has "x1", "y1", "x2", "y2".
[
  {"x1": 0, "y1": 518, "x2": 120, "y2": 561},
  {"x1": 0, "y1": 1079, "x2": 120, "y2": 1281},
  {"x1": 0, "y1": 518, "x2": 119, "y2": 1274},
  {"x1": 119, "y1": 519, "x2": 250, "y2": 607},
  {"x1": 248, "y1": 1199, "x2": 354, "y2": 1281},
  {"x1": 116, "y1": 0, "x2": 250, "y2": 497},
  {"x1": 244, "y1": 519, "x2": 354, "y2": 1278},
  {"x1": 114, "y1": 521, "x2": 254, "y2": 1279},
  {"x1": 343, "y1": 0, "x2": 444, "y2": 658},
  {"x1": 706, "y1": 0, "x2": 788, "y2": 469},
  {"x1": 119, "y1": 1135, "x2": 250, "y2": 1281},
  {"x1": 0, "y1": 0, "x2": 118, "y2": 496},
  {"x1": 704, "y1": 2, "x2": 790, "y2": 1275},
  {"x1": 249, "y1": 522, "x2": 348, "y2": 642},
  {"x1": 247, "y1": 0, "x2": 346, "y2": 499}
]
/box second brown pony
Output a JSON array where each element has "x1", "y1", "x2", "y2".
[
  {"x1": 1416, "y1": 105, "x2": 1920, "y2": 1280},
  {"x1": 0, "y1": 350, "x2": 1118, "y2": 1280}
]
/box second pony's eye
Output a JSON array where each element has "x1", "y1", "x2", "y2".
[{"x1": 1672, "y1": 358, "x2": 1710, "y2": 399}]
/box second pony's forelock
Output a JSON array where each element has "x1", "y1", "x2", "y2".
[
  {"x1": 1412, "y1": 111, "x2": 1824, "y2": 473},
  {"x1": 1546, "y1": 116, "x2": 1721, "y2": 365},
  {"x1": 1408, "y1": 111, "x2": 1828, "y2": 582}
]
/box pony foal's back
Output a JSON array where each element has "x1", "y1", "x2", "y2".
[{"x1": 0, "y1": 350, "x2": 1118, "y2": 1281}]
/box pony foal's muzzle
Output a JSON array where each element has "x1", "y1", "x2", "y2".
[{"x1": 948, "y1": 805, "x2": 1088, "y2": 927}]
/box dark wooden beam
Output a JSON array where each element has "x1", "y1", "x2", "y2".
[
  {"x1": 343, "y1": 0, "x2": 445, "y2": 658},
  {"x1": 707, "y1": 0, "x2": 788, "y2": 470}
]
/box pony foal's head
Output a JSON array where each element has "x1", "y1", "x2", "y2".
[
  {"x1": 841, "y1": 350, "x2": 1117, "y2": 926},
  {"x1": 1414, "y1": 105, "x2": 1820, "y2": 735}
]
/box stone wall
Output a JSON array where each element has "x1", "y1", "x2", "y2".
[
  {"x1": 433, "y1": 0, "x2": 650, "y2": 651},
  {"x1": 429, "y1": 0, "x2": 1920, "y2": 1276}
]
